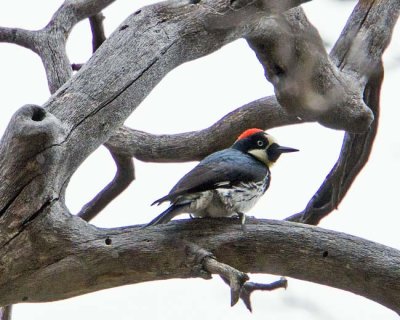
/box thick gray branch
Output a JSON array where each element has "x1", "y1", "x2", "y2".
[
  {"x1": 77, "y1": 151, "x2": 135, "y2": 221},
  {"x1": 49, "y1": 0, "x2": 115, "y2": 31},
  {"x1": 0, "y1": 105, "x2": 67, "y2": 247},
  {"x1": 238, "y1": 277, "x2": 288, "y2": 312},
  {"x1": 38, "y1": 0, "x2": 309, "y2": 180},
  {"x1": 0, "y1": 28, "x2": 37, "y2": 51},
  {"x1": 89, "y1": 13, "x2": 106, "y2": 52},
  {"x1": 0, "y1": 217, "x2": 399, "y2": 313},
  {"x1": 247, "y1": 7, "x2": 373, "y2": 132},
  {"x1": 105, "y1": 96, "x2": 305, "y2": 162},
  {"x1": 0, "y1": 0, "x2": 115, "y2": 93},
  {"x1": 287, "y1": 65, "x2": 382, "y2": 224},
  {"x1": 331, "y1": 0, "x2": 400, "y2": 82},
  {"x1": 38, "y1": 0, "x2": 115, "y2": 92},
  {"x1": 287, "y1": 0, "x2": 399, "y2": 224}
]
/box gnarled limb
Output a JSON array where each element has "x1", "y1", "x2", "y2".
[
  {"x1": 286, "y1": 0, "x2": 399, "y2": 224},
  {"x1": 0, "y1": 0, "x2": 115, "y2": 93},
  {"x1": 72, "y1": 12, "x2": 106, "y2": 72},
  {"x1": 0, "y1": 218, "x2": 399, "y2": 313},
  {"x1": 89, "y1": 13, "x2": 106, "y2": 52},
  {"x1": 188, "y1": 240, "x2": 288, "y2": 310},
  {"x1": 186, "y1": 243, "x2": 250, "y2": 306},
  {"x1": 247, "y1": 7, "x2": 373, "y2": 132},
  {"x1": 77, "y1": 151, "x2": 135, "y2": 222},
  {"x1": 105, "y1": 96, "x2": 305, "y2": 162},
  {"x1": 286, "y1": 64, "x2": 382, "y2": 224},
  {"x1": 238, "y1": 277, "x2": 288, "y2": 312}
]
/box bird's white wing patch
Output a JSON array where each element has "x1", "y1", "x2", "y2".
[{"x1": 214, "y1": 181, "x2": 231, "y2": 188}]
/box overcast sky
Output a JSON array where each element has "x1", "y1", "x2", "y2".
[{"x1": 1, "y1": 0, "x2": 399, "y2": 319}]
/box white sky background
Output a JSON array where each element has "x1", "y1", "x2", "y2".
[{"x1": 0, "y1": 0, "x2": 399, "y2": 319}]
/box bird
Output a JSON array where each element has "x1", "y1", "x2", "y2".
[{"x1": 145, "y1": 128, "x2": 298, "y2": 227}]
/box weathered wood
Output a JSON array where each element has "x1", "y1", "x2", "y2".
[
  {"x1": 0, "y1": 218, "x2": 399, "y2": 313},
  {"x1": 247, "y1": 7, "x2": 373, "y2": 132},
  {"x1": 77, "y1": 151, "x2": 135, "y2": 221},
  {"x1": 0, "y1": 0, "x2": 115, "y2": 93},
  {"x1": 42, "y1": 0, "x2": 311, "y2": 177},
  {"x1": 288, "y1": 0, "x2": 399, "y2": 224},
  {"x1": 105, "y1": 96, "x2": 305, "y2": 162}
]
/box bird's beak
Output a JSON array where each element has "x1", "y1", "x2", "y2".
[
  {"x1": 275, "y1": 146, "x2": 299, "y2": 154},
  {"x1": 266, "y1": 143, "x2": 298, "y2": 164}
]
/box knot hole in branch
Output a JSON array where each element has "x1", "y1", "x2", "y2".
[{"x1": 31, "y1": 106, "x2": 46, "y2": 122}]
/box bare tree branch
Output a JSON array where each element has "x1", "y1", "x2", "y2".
[
  {"x1": 204, "y1": 257, "x2": 249, "y2": 306},
  {"x1": 105, "y1": 96, "x2": 305, "y2": 162},
  {"x1": 331, "y1": 0, "x2": 400, "y2": 83},
  {"x1": 238, "y1": 277, "x2": 288, "y2": 312},
  {"x1": 247, "y1": 7, "x2": 373, "y2": 132},
  {"x1": 0, "y1": 28, "x2": 37, "y2": 51},
  {"x1": 77, "y1": 151, "x2": 135, "y2": 221},
  {"x1": 286, "y1": 0, "x2": 399, "y2": 224},
  {"x1": 47, "y1": 0, "x2": 115, "y2": 35},
  {"x1": 0, "y1": 0, "x2": 115, "y2": 93},
  {"x1": 219, "y1": 274, "x2": 288, "y2": 311},
  {"x1": 72, "y1": 9, "x2": 134, "y2": 223},
  {"x1": 1, "y1": 218, "x2": 399, "y2": 313},
  {"x1": 89, "y1": 13, "x2": 106, "y2": 52}
]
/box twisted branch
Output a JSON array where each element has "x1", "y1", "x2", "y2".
[{"x1": 286, "y1": 0, "x2": 399, "y2": 224}]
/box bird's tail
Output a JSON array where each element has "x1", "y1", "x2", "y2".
[{"x1": 144, "y1": 203, "x2": 189, "y2": 227}]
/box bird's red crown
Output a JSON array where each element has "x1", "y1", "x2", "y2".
[{"x1": 236, "y1": 128, "x2": 264, "y2": 141}]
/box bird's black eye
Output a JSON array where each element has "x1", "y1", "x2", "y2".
[{"x1": 257, "y1": 140, "x2": 264, "y2": 147}]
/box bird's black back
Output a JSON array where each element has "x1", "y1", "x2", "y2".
[{"x1": 153, "y1": 148, "x2": 269, "y2": 205}]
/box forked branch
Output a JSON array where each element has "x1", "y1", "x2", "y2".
[{"x1": 286, "y1": 0, "x2": 399, "y2": 224}]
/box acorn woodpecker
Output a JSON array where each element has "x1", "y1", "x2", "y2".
[{"x1": 145, "y1": 128, "x2": 298, "y2": 226}]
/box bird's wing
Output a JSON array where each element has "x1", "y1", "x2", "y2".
[{"x1": 152, "y1": 149, "x2": 268, "y2": 205}]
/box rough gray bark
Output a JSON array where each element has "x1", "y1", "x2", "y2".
[
  {"x1": 247, "y1": 7, "x2": 373, "y2": 132},
  {"x1": 105, "y1": 96, "x2": 305, "y2": 162},
  {"x1": 0, "y1": 0, "x2": 399, "y2": 316},
  {"x1": 287, "y1": 0, "x2": 396, "y2": 224},
  {"x1": 1, "y1": 219, "x2": 400, "y2": 312}
]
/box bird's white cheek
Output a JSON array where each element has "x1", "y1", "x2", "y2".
[{"x1": 248, "y1": 149, "x2": 268, "y2": 165}]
